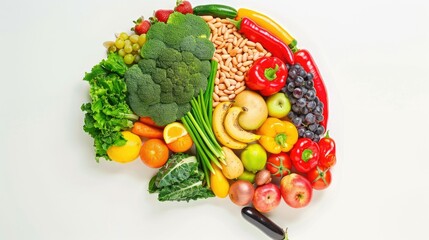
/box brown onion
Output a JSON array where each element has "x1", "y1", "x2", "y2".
[
  {"x1": 255, "y1": 170, "x2": 272, "y2": 186},
  {"x1": 229, "y1": 180, "x2": 255, "y2": 206}
]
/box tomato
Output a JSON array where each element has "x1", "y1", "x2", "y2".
[
  {"x1": 306, "y1": 166, "x2": 332, "y2": 190},
  {"x1": 266, "y1": 152, "x2": 292, "y2": 178},
  {"x1": 139, "y1": 139, "x2": 169, "y2": 168},
  {"x1": 107, "y1": 131, "x2": 142, "y2": 163}
]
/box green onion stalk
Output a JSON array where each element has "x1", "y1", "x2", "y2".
[{"x1": 181, "y1": 60, "x2": 224, "y2": 187}]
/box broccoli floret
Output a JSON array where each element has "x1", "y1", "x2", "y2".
[
  {"x1": 180, "y1": 36, "x2": 197, "y2": 53},
  {"x1": 165, "y1": 67, "x2": 186, "y2": 87},
  {"x1": 181, "y1": 51, "x2": 202, "y2": 74},
  {"x1": 125, "y1": 65, "x2": 161, "y2": 108},
  {"x1": 138, "y1": 59, "x2": 157, "y2": 74},
  {"x1": 167, "y1": 12, "x2": 211, "y2": 38},
  {"x1": 146, "y1": 22, "x2": 167, "y2": 41},
  {"x1": 199, "y1": 60, "x2": 211, "y2": 77},
  {"x1": 162, "y1": 25, "x2": 190, "y2": 50},
  {"x1": 125, "y1": 12, "x2": 215, "y2": 126},
  {"x1": 177, "y1": 103, "x2": 191, "y2": 118},
  {"x1": 171, "y1": 62, "x2": 190, "y2": 82},
  {"x1": 141, "y1": 39, "x2": 167, "y2": 59},
  {"x1": 173, "y1": 84, "x2": 195, "y2": 105},
  {"x1": 189, "y1": 73, "x2": 208, "y2": 97},
  {"x1": 157, "y1": 48, "x2": 182, "y2": 69},
  {"x1": 151, "y1": 68, "x2": 172, "y2": 91},
  {"x1": 191, "y1": 38, "x2": 216, "y2": 60},
  {"x1": 181, "y1": 51, "x2": 196, "y2": 64},
  {"x1": 147, "y1": 103, "x2": 178, "y2": 127},
  {"x1": 160, "y1": 91, "x2": 175, "y2": 104}
]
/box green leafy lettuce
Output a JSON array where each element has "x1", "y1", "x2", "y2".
[{"x1": 81, "y1": 53, "x2": 138, "y2": 161}]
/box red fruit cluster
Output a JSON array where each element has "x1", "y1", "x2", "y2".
[{"x1": 132, "y1": 0, "x2": 193, "y2": 35}]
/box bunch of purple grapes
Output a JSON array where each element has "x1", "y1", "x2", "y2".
[{"x1": 282, "y1": 64, "x2": 325, "y2": 142}]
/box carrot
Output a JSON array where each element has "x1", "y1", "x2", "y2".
[
  {"x1": 132, "y1": 122, "x2": 163, "y2": 139},
  {"x1": 139, "y1": 117, "x2": 164, "y2": 128}
]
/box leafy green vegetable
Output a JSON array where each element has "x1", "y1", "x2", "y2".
[
  {"x1": 158, "y1": 177, "x2": 214, "y2": 202},
  {"x1": 125, "y1": 12, "x2": 215, "y2": 126},
  {"x1": 81, "y1": 53, "x2": 138, "y2": 161},
  {"x1": 148, "y1": 153, "x2": 214, "y2": 202},
  {"x1": 155, "y1": 153, "x2": 199, "y2": 188}
]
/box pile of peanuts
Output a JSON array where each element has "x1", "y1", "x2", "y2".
[{"x1": 202, "y1": 16, "x2": 272, "y2": 107}]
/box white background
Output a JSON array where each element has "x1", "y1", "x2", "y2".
[{"x1": 1, "y1": 0, "x2": 428, "y2": 239}]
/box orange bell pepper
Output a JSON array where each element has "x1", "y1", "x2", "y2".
[{"x1": 256, "y1": 118, "x2": 298, "y2": 154}]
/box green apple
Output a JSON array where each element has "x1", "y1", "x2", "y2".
[
  {"x1": 266, "y1": 92, "x2": 291, "y2": 118},
  {"x1": 241, "y1": 143, "x2": 267, "y2": 172}
]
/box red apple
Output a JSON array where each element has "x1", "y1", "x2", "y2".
[
  {"x1": 280, "y1": 173, "x2": 313, "y2": 208},
  {"x1": 252, "y1": 183, "x2": 281, "y2": 213}
]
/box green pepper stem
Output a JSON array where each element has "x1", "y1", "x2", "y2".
[
  {"x1": 227, "y1": 18, "x2": 242, "y2": 30},
  {"x1": 302, "y1": 149, "x2": 313, "y2": 162},
  {"x1": 275, "y1": 133, "x2": 287, "y2": 148},
  {"x1": 325, "y1": 130, "x2": 330, "y2": 139},
  {"x1": 264, "y1": 64, "x2": 279, "y2": 81}
]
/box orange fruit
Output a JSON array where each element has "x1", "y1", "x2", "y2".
[
  {"x1": 167, "y1": 134, "x2": 193, "y2": 153},
  {"x1": 163, "y1": 122, "x2": 188, "y2": 144},
  {"x1": 139, "y1": 139, "x2": 169, "y2": 168}
]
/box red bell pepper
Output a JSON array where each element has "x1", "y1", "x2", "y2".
[
  {"x1": 230, "y1": 18, "x2": 294, "y2": 65},
  {"x1": 246, "y1": 56, "x2": 287, "y2": 96},
  {"x1": 317, "y1": 131, "x2": 336, "y2": 168},
  {"x1": 294, "y1": 49, "x2": 328, "y2": 131},
  {"x1": 290, "y1": 138, "x2": 320, "y2": 173}
]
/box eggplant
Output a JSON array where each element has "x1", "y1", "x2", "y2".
[{"x1": 241, "y1": 207, "x2": 287, "y2": 240}]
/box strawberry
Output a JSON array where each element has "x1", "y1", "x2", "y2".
[
  {"x1": 131, "y1": 17, "x2": 151, "y2": 35},
  {"x1": 174, "y1": 0, "x2": 193, "y2": 14},
  {"x1": 152, "y1": 9, "x2": 174, "y2": 23}
]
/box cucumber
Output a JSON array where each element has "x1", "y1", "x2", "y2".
[{"x1": 193, "y1": 4, "x2": 238, "y2": 19}]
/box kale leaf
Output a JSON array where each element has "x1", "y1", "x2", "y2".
[
  {"x1": 148, "y1": 153, "x2": 214, "y2": 202},
  {"x1": 155, "y1": 153, "x2": 199, "y2": 188},
  {"x1": 158, "y1": 177, "x2": 214, "y2": 202}
]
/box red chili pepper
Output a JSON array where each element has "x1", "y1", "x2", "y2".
[
  {"x1": 290, "y1": 138, "x2": 320, "y2": 173},
  {"x1": 294, "y1": 49, "x2": 328, "y2": 130},
  {"x1": 246, "y1": 56, "x2": 287, "y2": 96},
  {"x1": 230, "y1": 18, "x2": 294, "y2": 65},
  {"x1": 317, "y1": 131, "x2": 336, "y2": 168}
]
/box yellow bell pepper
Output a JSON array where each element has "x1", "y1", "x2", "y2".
[
  {"x1": 236, "y1": 8, "x2": 298, "y2": 52},
  {"x1": 256, "y1": 118, "x2": 298, "y2": 154}
]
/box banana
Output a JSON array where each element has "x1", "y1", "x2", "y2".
[
  {"x1": 212, "y1": 102, "x2": 248, "y2": 149},
  {"x1": 224, "y1": 106, "x2": 261, "y2": 143}
]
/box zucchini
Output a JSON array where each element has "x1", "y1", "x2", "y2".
[{"x1": 193, "y1": 4, "x2": 238, "y2": 19}]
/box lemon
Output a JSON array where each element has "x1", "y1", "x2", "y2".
[{"x1": 107, "y1": 131, "x2": 142, "y2": 163}]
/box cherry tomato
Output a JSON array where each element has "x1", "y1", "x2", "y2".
[
  {"x1": 266, "y1": 152, "x2": 292, "y2": 178},
  {"x1": 306, "y1": 166, "x2": 332, "y2": 190}
]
